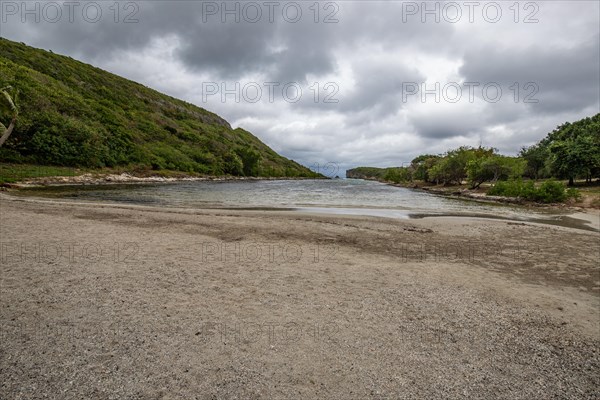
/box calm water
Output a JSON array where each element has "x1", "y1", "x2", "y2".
[{"x1": 16, "y1": 178, "x2": 595, "y2": 230}]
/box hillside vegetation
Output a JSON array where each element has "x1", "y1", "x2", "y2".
[{"x1": 0, "y1": 38, "x2": 319, "y2": 178}]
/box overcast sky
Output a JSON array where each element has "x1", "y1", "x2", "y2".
[{"x1": 1, "y1": 1, "x2": 598, "y2": 174}]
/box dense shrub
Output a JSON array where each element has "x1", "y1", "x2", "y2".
[
  {"x1": 488, "y1": 179, "x2": 579, "y2": 203},
  {"x1": 222, "y1": 152, "x2": 244, "y2": 176},
  {"x1": 383, "y1": 167, "x2": 411, "y2": 183},
  {"x1": 535, "y1": 180, "x2": 567, "y2": 203}
]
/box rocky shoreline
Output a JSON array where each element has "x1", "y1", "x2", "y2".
[
  {"x1": 1, "y1": 172, "x2": 322, "y2": 189},
  {"x1": 357, "y1": 177, "x2": 585, "y2": 209}
]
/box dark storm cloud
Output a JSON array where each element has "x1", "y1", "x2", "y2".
[
  {"x1": 177, "y1": 19, "x2": 340, "y2": 81},
  {"x1": 1, "y1": 1, "x2": 454, "y2": 81},
  {"x1": 171, "y1": 1, "x2": 456, "y2": 82},
  {"x1": 0, "y1": 1, "x2": 173, "y2": 57},
  {"x1": 460, "y1": 34, "x2": 600, "y2": 115},
  {"x1": 3, "y1": 1, "x2": 345, "y2": 84}
]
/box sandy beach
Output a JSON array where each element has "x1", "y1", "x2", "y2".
[{"x1": 1, "y1": 193, "x2": 599, "y2": 399}]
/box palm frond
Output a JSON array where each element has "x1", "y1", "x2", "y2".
[{"x1": 0, "y1": 89, "x2": 17, "y2": 113}]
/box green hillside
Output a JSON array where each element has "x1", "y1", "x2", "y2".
[
  {"x1": 345, "y1": 167, "x2": 389, "y2": 180},
  {"x1": 0, "y1": 38, "x2": 320, "y2": 178}
]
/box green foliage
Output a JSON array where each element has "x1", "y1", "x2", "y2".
[
  {"x1": 0, "y1": 163, "x2": 77, "y2": 184},
  {"x1": 410, "y1": 155, "x2": 440, "y2": 182},
  {"x1": 467, "y1": 155, "x2": 526, "y2": 189},
  {"x1": 488, "y1": 179, "x2": 579, "y2": 203},
  {"x1": 565, "y1": 187, "x2": 582, "y2": 201},
  {"x1": 0, "y1": 86, "x2": 18, "y2": 115},
  {"x1": 488, "y1": 179, "x2": 535, "y2": 198},
  {"x1": 345, "y1": 167, "x2": 387, "y2": 180},
  {"x1": 0, "y1": 85, "x2": 19, "y2": 145},
  {"x1": 519, "y1": 144, "x2": 550, "y2": 179},
  {"x1": 0, "y1": 38, "x2": 317, "y2": 178},
  {"x1": 347, "y1": 166, "x2": 411, "y2": 183},
  {"x1": 383, "y1": 167, "x2": 411, "y2": 183},
  {"x1": 549, "y1": 132, "x2": 600, "y2": 185},
  {"x1": 236, "y1": 147, "x2": 262, "y2": 176},
  {"x1": 428, "y1": 146, "x2": 493, "y2": 185},
  {"x1": 222, "y1": 151, "x2": 244, "y2": 176},
  {"x1": 537, "y1": 114, "x2": 600, "y2": 185},
  {"x1": 536, "y1": 180, "x2": 567, "y2": 203}
]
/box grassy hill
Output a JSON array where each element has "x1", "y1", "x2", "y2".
[{"x1": 0, "y1": 38, "x2": 320, "y2": 179}]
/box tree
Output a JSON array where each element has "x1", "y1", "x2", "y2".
[
  {"x1": 410, "y1": 154, "x2": 440, "y2": 182},
  {"x1": 0, "y1": 86, "x2": 18, "y2": 147},
  {"x1": 467, "y1": 155, "x2": 526, "y2": 189},
  {"x1": 541, "y1": 114, "x2": 600, "y2": 185},
  {"x1": 236, "y1": 147, "x2": 262, "y2": 176},
  {"x1": 519, "y1": 144, "x2": 550, "y2": 180},
  {"x1": 550, "y1": 134, "x2": 600, "y2": 186},
  {"x1": 430, "y1": 146, "x2": 493, "y2": 185}
]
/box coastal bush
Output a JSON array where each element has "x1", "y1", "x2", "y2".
[
  {"x1": 565, "y1": 187, "x2": 582, "y2": 201},
  {"x1": 383, "y1": 167, "x2": 411, "y2": 183},
  {"x1": 222, "y1": 151, "x2": 244, "y2": 176},
  {"x1": 488, "y1": 179, "x2": 579, "y2": 203},
  {"x1": 535, "y1": 180, "x2": 567, "y2": 203}
]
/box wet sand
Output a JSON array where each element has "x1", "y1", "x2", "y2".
[{"x1": 1, "y1": 194, "x2": 599, "y2": 398}]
